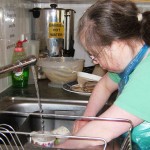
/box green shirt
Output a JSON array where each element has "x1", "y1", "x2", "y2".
[{"x1": 109, "y1": 54, "x2": 150, "y2": 122}]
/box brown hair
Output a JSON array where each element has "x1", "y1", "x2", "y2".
[{"x1": 78, "y1": 0, "x2": 150, "y2": 53}]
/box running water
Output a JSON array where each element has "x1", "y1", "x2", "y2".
[{"x1": 31, "y1": 66, "x2": 44, "y2": 132}]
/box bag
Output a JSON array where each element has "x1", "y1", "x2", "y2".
[{"x1": 131, "y1": 121, "x2": 150, "y2": 150}]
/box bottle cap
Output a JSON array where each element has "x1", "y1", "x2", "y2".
[{"x1": 15, "y1": 40, "x2": 27, "y2": 52}]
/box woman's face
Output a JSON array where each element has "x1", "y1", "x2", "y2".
[{"x1": 88, "y1": 41, "x2": 133, "y2": 73}]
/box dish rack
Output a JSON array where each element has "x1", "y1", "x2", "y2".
[{"x1": 0, "y1": 112, "x2": 133, "y2": 150}]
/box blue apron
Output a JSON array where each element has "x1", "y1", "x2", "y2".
[{"x1": 118, "y1": 44, "x2": 150, "y2": 150}]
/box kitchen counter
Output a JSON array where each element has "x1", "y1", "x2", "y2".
[
  {"x1": 0, "y1": 79, "x2": 89, "y2": 100},
  {"x1": 0, "y1": 79, "x2": 117, "y2": 104},
  {"x1": 0, "y1": 78, "x2": 118, "y2": 113}
]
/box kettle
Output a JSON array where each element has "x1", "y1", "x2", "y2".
[{"x1": 30, "y1": 4, "x2": 76, "y2": 57}]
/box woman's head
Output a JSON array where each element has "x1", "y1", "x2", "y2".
[{"x1": 78, "y1": 0, "x2": 150, "y2": 71}]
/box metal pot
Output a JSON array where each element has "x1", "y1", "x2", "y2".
[{"x1": 30, "y1": 4, "x2": 75, "y2": 57}]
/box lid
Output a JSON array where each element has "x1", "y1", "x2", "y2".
[
  {"x1": 43, "y1": 4, "x2": 65, "y2": 10},
  {"x1": 16, "y1": 41, "x2": 23, "y2": 47},
  {"x1": 15, "y1": 40, "x2": 27, "y2": 52}
]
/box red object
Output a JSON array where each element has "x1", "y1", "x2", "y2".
[{"x1": 15, "y1": 40, "x2": 27, "y2": 52}]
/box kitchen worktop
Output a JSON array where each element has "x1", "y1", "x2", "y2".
[
  {"x1": 0, "y1": 79, "x2": 89, "y2": 101},
  {"x1": 0, "y1": 79, "x2": 118, "y2": 113},
  {"x1": 0, "y1": 79, "x2": 91, "y2": 111},
  {"x1": 0, "y1": 79, "x2": 117, "y2": 109}
]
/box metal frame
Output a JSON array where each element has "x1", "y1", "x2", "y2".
[{"x1": 0, "y1": 111, "x2": 133, "y2": 150}]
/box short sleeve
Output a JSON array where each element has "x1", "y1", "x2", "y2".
[{"x1": 108, "y1": 72, "x2": 120, "y2": 83}]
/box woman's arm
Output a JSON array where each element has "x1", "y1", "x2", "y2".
[
  {"x1": 72, "y1": 73, "x2": 118, "y2": 134},
  {"x1": 83, "y1": 72, "x2": 118, "y2": 117},
  {"x1": 56, "y1": 104, "x2": 143, "y2": 149},
  {"x1": 55, "y1": 73, "x2": 143, "y2": 149}
]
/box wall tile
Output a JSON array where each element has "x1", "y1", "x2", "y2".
[{"x1": 0, "y1": 0, "x2": 33, "y2": 93}]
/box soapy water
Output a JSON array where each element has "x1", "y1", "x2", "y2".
[{"x1": 31, "y1": 66, "x2": 44, "y2": 132}]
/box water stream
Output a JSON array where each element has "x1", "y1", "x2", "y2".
[{"x1": 31, "y1": 66, "x2": 45, "y2": 132}]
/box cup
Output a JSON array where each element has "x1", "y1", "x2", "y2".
[
  {"x1": 23, "y1": 40, "x2": 40, "y2": 58},
  {"x1": 23, "y1": 40, "x2": 40, "y2": 84}
]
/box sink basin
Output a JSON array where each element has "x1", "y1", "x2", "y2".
[
  {"x1": 0, "y1": 97, "x2": 86, "y2": 147},
  {"x1": 6, "y1": 102, "x2": 86, "y2": 131},
  {"x1": 0, "y1": 96, "x2": 118, "y2": 149},
  {"x1": 0, "y1": 96, "x2": 115, "y2": 132}
]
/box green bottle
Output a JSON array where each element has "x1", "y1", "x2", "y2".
[{"x1": 11, "y1": 40, "x2": 29, "y2": 88}]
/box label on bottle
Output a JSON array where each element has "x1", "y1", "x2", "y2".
[
  {"x1": 12, "y1": 67, "x2": 29, "y2": 88},
  {"x1": 13, "y1": 68, "x2": 23, "y2": 78}
]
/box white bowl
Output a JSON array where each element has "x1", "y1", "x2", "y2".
[
  {"x1": 38, "y1": 57, "x2": 84, "y2": 84},
  {"x1": 30, "y1": 131, "x2": 55, "y2": 148},
  {"x1": 77, "y1": 72, "x2": 101, "y2": 87}
]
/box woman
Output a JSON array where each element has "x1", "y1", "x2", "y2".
[{"x1": 55, "y1": 0, "x2": 150, "y2": 149}]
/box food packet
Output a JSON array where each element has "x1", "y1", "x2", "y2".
[
  {"x1": 121, "y1": 121, "x2": 150, "y2": 149},
  {"x1": 131, "y1": 121, "x2": 150, "y2": 149}
]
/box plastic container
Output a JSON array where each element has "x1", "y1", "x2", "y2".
[
  {"x1": 11, "y1": 40, "x2": 29, "y2": 88},
  {"x1": 23, "y1": 40, "x2": 40, "y2": 84},
  {"x1": 30, "y1": 131, "x2": 55, "y2": 148}
]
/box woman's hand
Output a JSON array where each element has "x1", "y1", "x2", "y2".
[{"x1": 72, "y1": 119, "x2": 89, "y2": 135}]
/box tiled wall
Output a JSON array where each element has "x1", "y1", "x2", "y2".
[
  {"x1": 0, "y1": 1, "x2": 149, "y2": 93},
  {"x1": 0, "y1": 0, "x2": 33, "y2": 92}
]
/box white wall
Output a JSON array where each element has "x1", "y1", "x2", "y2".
[{"x1": 0, "y1": 1, "x2": 149, "y2": 93}]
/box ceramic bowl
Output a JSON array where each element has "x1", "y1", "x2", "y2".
[{"x1": 77, "y1": 71, "x2": 102, "y2": 87}]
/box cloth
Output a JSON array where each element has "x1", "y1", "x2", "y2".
[{"x1": 108, "y1": 52, "x2": 150, "y2": 149}]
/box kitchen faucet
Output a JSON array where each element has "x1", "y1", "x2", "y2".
[{"x1": 0, "y1": 55, "x2": 37, "y2": 74}]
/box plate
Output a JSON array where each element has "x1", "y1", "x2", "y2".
[{"x1": 62, "y1": 81, "x2": 91, "y2": 96}]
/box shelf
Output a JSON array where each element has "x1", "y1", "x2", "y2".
[
  {"x1": 26, "y1": 0, "x2": 150, "y2": 3},
  {"x1": 26, "y1": 0, "x2": 97, "y2": 4}
]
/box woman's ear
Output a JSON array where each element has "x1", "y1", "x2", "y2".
[{"x1": 111, "y1": 40, "x2": 126, "y2": 52}]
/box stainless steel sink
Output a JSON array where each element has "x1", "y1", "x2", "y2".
[
  {"x1": 0, "y1": 97, "x2": 86, "y2": 146},
  {"x1": 0, "y1": 96, "x2": 114, "y2": 132},
  {"x1": 6, "y1": 102, "x2": 85, "y2": 130},
  {"x1": 0, "y1": 97, "x2": 117, "y2": 149},
  {"x1": 1, "y1": 98, "x2": 86, "y2": 130}
]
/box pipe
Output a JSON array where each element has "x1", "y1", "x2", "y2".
[{"x1": 0, "y1": 55, "x2": 37, "y2": 74}]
